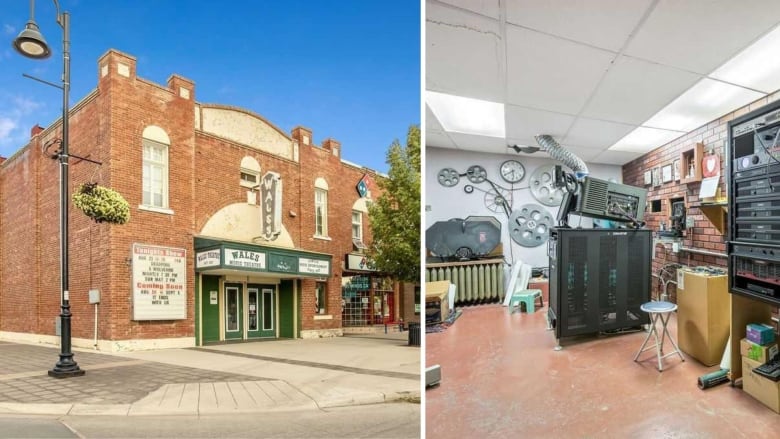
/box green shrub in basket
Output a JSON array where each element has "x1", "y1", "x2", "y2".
[{"x1": 72, "y1": 182, "x2": 130, "y2": 224}]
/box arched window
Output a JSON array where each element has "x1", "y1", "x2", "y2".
[
  {"x1": 141, "y1": 126, "x2": 170, "y2": 211},
  {"x1": 314, "y1": 178, "x2": 329, "y2": 237}
]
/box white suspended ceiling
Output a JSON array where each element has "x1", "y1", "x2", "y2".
[{"x1": 426, "y1": 0, "x2": 780, "y2": 164}]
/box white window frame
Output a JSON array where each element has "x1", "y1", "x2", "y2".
[
  {"x1": 142, "y1": 139, "x2": 169, "y2": 211},
  {"x1": 352, "y1": 210, "x2": 363, "y2": 241},
  {"x1": 239, "y1": 156, "x2": 261, "y2": 189},
  {"x1": 315, "y1": 188, "x2": 328, "y2": 237},
  {"x1": 240, "y1": 170, "x2": 259, "y2": 188}
]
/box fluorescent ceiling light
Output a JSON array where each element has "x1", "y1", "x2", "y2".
[
  {"x1": 710, "y1": 24, "x2": 780, "y2": 93},
  {"x1": 426, "y1": 91, "x2": 505, "y2": 138},
  {"x1": 608, "y1": 26, "x2": 780, "y2": 154},
  {"x1": 644, "y1": 78, "x2": 764, "y2": 132},
  {"x1": 609, "y1": 126, "x2": 684, "y2": 153}
]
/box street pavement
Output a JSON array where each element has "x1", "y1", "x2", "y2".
[{"x1": 0, "y1": 332, "x2": 421, "y2": 416}]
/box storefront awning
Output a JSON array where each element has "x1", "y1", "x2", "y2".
[{"x1": 194, "y1": 237, "x2": 332, "y2": 278}]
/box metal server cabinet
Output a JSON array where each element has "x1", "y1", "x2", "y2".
[{"x1": 548, "y1": 228, "x2": 651, "y2": 347}]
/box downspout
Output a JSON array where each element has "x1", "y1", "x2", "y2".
[{"x1": 534, "y1": 134, "x2": 589, "y2": 181}]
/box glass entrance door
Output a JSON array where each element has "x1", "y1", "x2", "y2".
[
  {"x1": 224, "y1": 284, "x2": 243, "y2": 340},
  {"x1": 259, "y1": 287, "x2": 275, "y2": 338},
  {"x1": 248, "y1": 284, "x2": 275, "y2": 338},
  {"x1": 246, "y1": 287, "x2": 261, "y2": 338}
]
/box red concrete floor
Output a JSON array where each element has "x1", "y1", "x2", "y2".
[{"x1": 425, "y1": 304, "x2": 780, "y2": 438}]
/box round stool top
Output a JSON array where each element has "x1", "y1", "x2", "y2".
[{"x1": 640, "y1": 301, "x2": 677, "y2": 313}]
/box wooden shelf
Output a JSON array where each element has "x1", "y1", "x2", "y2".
[
  {"x1": 698, "y1": 202, "x2": 728, "y2": 235},
  {"x1": 680, "y1": 142, "x2": 704, "y2": 184}
]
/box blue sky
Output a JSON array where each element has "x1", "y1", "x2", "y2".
[{"x1": 0, "y1": 1, "x2": 420, "y2": 173}]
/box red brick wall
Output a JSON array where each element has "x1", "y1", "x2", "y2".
[
  {"x1": 0, "y1": 147, "x2": 42, "y2": 333},
  {"x1": 622, "y1": 94, "x2": 780, "y2": 303},
  {"x1": 96, "y1": 50, "x2": 196, "y2": 340},
  {"x1": 295, "y1": 133, "x2": 383, "y2": 330}
]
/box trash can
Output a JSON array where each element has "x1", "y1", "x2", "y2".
[{"x1": 408, "y1": 322, "x2": 421, "y2": 346}]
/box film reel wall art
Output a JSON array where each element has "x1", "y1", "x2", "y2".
[{"x1": 435, "y1": 161, "x2": 556, "y2": 247}]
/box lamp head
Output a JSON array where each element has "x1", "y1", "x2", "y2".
[{"x1": 13, "y1": 20, "x2": 51, "y2": 59}]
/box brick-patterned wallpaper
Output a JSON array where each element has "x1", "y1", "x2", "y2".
[{"x1": 623, "y1": 92, "x2": 780, "y2": 308}]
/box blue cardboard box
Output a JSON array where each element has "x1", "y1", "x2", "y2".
[{"x1": 747, "y1": 323, "x2": 776, "y2": 345}]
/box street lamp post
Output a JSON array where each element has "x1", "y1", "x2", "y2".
[{"x1": 14, "y1": 0, "x2": 84, "y2": 378}]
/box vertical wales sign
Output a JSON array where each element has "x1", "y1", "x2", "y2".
[{"x1": 261, "y1": 171, "x2": 282, "y2": 241}]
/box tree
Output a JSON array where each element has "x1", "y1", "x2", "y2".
[{"x1": 368, "y1": 125, "x2": 420, "y2": 283}]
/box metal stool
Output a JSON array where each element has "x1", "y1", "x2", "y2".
[{"x1": 634, "y1": 301, "x2": 684, "y2": 371}]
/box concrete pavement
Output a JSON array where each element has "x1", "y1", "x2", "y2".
[{"x1": 0, "y1": 333, "x2": 420, "y2": 416}]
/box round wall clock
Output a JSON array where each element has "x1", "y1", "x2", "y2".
[{"x1": 499, "y1": 159, "x2": 525, "y2": 183}]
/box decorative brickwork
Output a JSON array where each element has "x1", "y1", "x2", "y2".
[
  {"x1": 0, "y1": 49, "x2": 387, "y2": 347},
  {"x1": 622, "y1": 93, "x2": 780, "y2": 304}
]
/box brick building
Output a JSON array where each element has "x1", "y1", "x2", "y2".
[{"x1": 0, "y1": 49, "x2": 408, "y2": 351}]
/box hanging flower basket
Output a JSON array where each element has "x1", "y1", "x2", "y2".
[{"x1": 72, "y1": 182, "x2": 130, "y2": 224}]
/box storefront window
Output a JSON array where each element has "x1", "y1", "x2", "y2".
[{"x1": 315, "y1": 282, "x2": 327, "y2": 315}]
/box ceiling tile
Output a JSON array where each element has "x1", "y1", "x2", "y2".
[
  {"x1": 448, "y1": 132, "x2": 509, "y2": 154},
  {"x1": 625, "y1": 0, "x2": 780, "y2": 74},
  {"x1": 426, "y1": 129, "x2": 456, "y2": 149},
  {"x1": 505, "y1": 0, "x2": 653, "y2": 52},
  {"x1": 581, "y1": 56, "x2": 702, "y2": 125},
  {"x1": 552, "y1": 145, "x2": 605, "y2": 163},
  {"x1": 592, "y1": 149, "x2": 645, "y2": 165},
  {"x1": 505, "y1": 105, "x2": 576, "y2": 148},
  {"x1": 506, "y1": 26, "x2": 615, "y2": 114},
  {"x1": 434, "y1": 0, "x2": 501, "y2": 20},
  {"x1": 426, "y1": 105, "x2": 445, "y2": 132},
  {"x1": 426, "y1": 2, "x2": 504, "y2": 102},
  {"x1": 564, "y1": 117, "x2": 637, "y2": 149}
]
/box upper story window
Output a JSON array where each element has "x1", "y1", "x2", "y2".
[
  {"x1": 141, "y1": 126, "x2": 170, "y2": 210},
  {"x1": 352, "y1": 210, "x2": 362, "y2": 241},
  {"x1": 351, "y1": 198, "x2": 370, "y2": 250},
  {"x1": 240, "y1": 156, "x2": 261, "y2": 188},
  {"x1": 314, "y1": 177, "x2": 329, "y2": 238}
]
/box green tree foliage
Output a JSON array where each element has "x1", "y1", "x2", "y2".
[{"x1": 368, "y1": 125, "x2": 421, "y2": 283}]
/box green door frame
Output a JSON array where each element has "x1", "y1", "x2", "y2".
[
  {"x1": 224, "y1": 284, "x2": 243, "y2": 340},
  {"x1": 259, "y1": 286, "x2": 276, "y2": 338},
  {"x1": 246, "y1": 286, "x2": 261, "y2": 338}
]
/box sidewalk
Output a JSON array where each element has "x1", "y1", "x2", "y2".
[{"x1": 0, "y1": 335, "x2": 420, "y2": 416}]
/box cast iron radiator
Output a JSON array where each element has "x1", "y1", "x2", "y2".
[{"x1": 425, "y1": 258, "x2": 504, "y2": 305}]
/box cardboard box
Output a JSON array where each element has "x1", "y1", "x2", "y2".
[
  {"x1": 677, "y1": 272, "x2": 729, "y2": 366},
  {"x1": 747, "y1": 323, "x2": 776, "y2": 345},
  {"x1": 742, "y1": 356, "x2": 780, "y2": 413},
  {"x1": 740, "y1": 338, "x2": 779, "y2": 363},
  {"x1": 425, "y1": 281, "x2": 451, "y2": 322}
]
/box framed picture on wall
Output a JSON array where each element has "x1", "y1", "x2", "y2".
[
  {"x1": 673, "y1": 159, "x2": 681, "y2": 182},
  {"x1": 652, "y1": 167, "x2": 661, "y2": 187},
  {"x1": 662, "y1": 164, "x2": 673, "y2": 183},
  {"x1": 644, "y1": 170, "x2": 652, "y2": 186}
]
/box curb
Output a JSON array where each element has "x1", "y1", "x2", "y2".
[{"x1": 0, "y1": 391, "x2": 421, "y2": 416}]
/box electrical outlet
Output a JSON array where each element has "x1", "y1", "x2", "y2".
[{"x1": 425, "y1": 205, "x2": 431, "y2": 212}]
